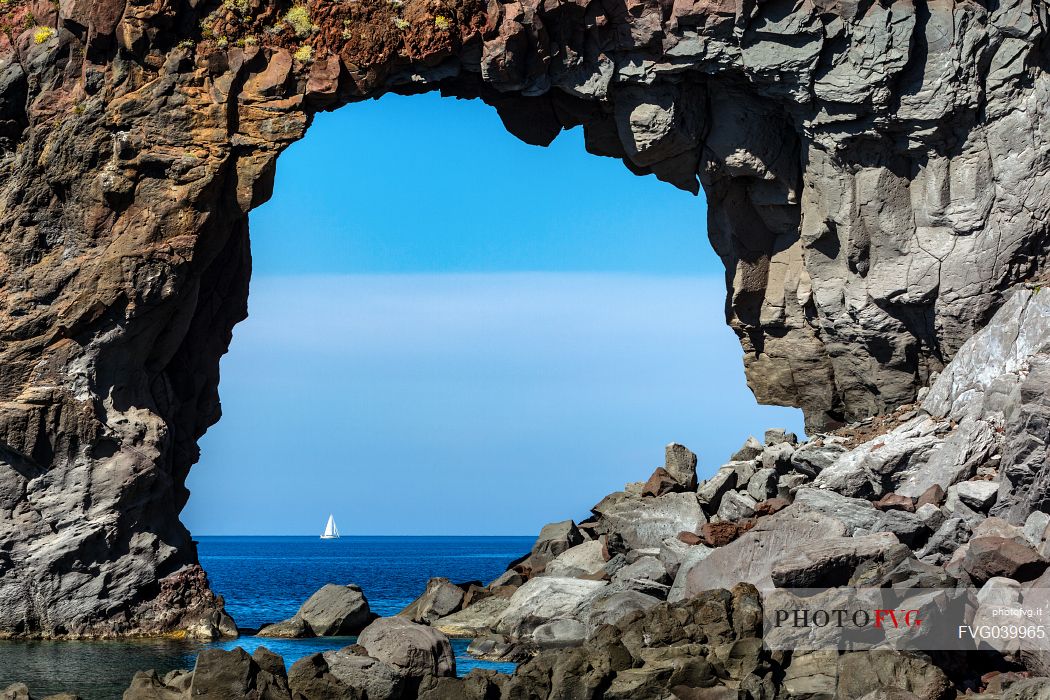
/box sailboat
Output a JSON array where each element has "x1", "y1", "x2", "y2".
[{"x1": 320, "y1": 514, "x2": 340, "y2": 540}]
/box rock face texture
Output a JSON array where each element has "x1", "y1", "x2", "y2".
[{"x1": 0, "y1": 0, "x2": 1045, "y2": 637}]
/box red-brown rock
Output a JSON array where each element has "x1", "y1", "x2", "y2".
[
  {"x1": 700, "y1": 522, "x2": 744, "y2": 548},
  {"x1": 677, "y1": 531, "x2": 703, "y2": 546},
  {"x1": 754, "y1": 497, "x2": 790, "y2": 516},
  {"x1": 873, "y1": 493, "x2": 916, "y2": 512},
  {"x1": 642, "y1": 467, "x2": 682, "y2": 497},
  {"x1": 915, "y1": 484, "x2": 946, "y2": 509},
  {"x1": 963, "y1": 537, "x2": 1048, "y2": 584}
]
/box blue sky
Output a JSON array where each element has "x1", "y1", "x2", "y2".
[{"x1": 182, "y1": 92, "x2": 804, "y2": 536}]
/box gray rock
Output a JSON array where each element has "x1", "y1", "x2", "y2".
[
  {"x1": 697, "y1": 466, "x2": 738, "y2": 511},
  {"x1": 575, "y1": 589, "x2": 661, "y2": 635},
  {"x1": 761, "y1": 443, "x2": 795, "y2": 474},
  {"x1": 496, "y1": 576, "x2": 606, "y2": 638},
  {"x1": 544, "y1": 540, "x2": 606, "y2": 578},
  {"x1": 717, "y1": 491, "x2": 758, "y2": 521},
  {"x1": 595, "y1": 491, "x2": 706, "y2": 550},
  {"x1": 258, "y1": 584, "x2": 371, "y2": 638},
  {"x1": 610, "y1": 555, "x2": 670, "y2": 597},
  {"x1": 321, "y1": 649, "x2": 405, "y2": 700},
  {"x1": 1025, "y1": 511, "x2": 1050, "y2": 556},
  {"x1": 790, "y1": 441, "x2": 849, "y2": 477},
  {"x1": 531, "y1": 618, "x2": 587, "y2": 649},
  {"x1": 732, "y1": 436, "x2": 764, "y2": 461},
  {"x1": 770, "y1": 533, "x2": 904, "y2": 587},
  {"x1": 747, "y1": 468, "x2": 779, "y2": 501},
  {"x1": 777, "y1": 473, "x2": 809, "y2": 499},
  {"x1": 729, "y1": 460, "x2": 760, "y2": 487},
  {"x1": 670, "y1": 505, "x2": 847, "y2": 597},
  {"x1": 433, "y1": 596, "x2": 511, "y2": 638},
  {"x1": 658, "y1": 536, "x2": 693, "y2": 579},
  {"x1": 917, "y1": 517, "x2": 972, "y2": 565},
  {"x1": 400, "y1": 578, "x2": 465, "y2": 625},
  {"x1": 956, "y1": 480, "x2": 1000, "y2": 512},
  {"x1": 793, "y1": 488, "x2": 881, "y2": 534},
  {"x1": 871, "y1": 510, "x2": 930, "y2": 548},
  {"x1": 765, "y1": 429, "x2": 798, "y2": 446},
  {"x1": 528, "y1": 520, "x2": 584, "y2": 569},
  {"x1": 895, "y1": 419, "x2": 998, "y2": 498},
  {"x1": 357, "y1": 617, "x2": 456, "y2": 678},
  {"x1": 664, "y1": 443, "x2": 699, "y2": 490}
]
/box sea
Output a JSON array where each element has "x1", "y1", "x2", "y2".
[{"x1": 0, "y1": 535, "x2": 534, "y2": 699}]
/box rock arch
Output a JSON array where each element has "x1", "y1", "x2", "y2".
[{"x1": 0, "y1": 0, "x2": 1045, "y2": 636}]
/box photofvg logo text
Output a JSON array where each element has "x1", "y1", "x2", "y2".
[
  {"x1": 761, "y1": 588, "x2": 1050, "y2": 652},
  {"x1": 773, "y1": 608, "x2": 923, "y2": 630}
]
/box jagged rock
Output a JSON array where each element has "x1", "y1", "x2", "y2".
[
  {"x1": 700, "y1": 522, "x2": 748, "y2": 548},
  {"x1": 755, "y1": 498, "x2": 791, "y2": 517},
  {"x1": 357, "y1": 617, "x2": 456, "y2": 678},
  {"x1": 717, "y1": 491, "x2": 758, "y2": 522},
  {"x1": 761, "y1": 444, "x2": 796, "y2": 474},
  {"x1": 532, "y1": 618, "x2": 587, "y2": 649},
  {"x1": 466, "y1": 633, "x2": 528, "y2": 662},
  {"x1": 870, "y1": 510, "x2": 931, "y2": 548},
  {"x1": 777, "y1": 474, "x2": 809, "y2": 499},
  {"x1": 400, "y1": 578, "x2": 465, "y2": 626},
  {"x1": 697, "y1": 467, "x2": 738, "y2": 511},
  {"x1": 836, "y1": 651, "x2": 952, "y2": 700},
  {"x1": 641, "y1": 467, "x2": 681, "y2": 497},
  {"x1": 518, "y1": 520, "x2": 585, "y2": 574},
  {"x1": 765, "y1": 429, "x2": 798, "y2": 446},
  {"x1": 962, "y1": 537, "x2": 1048, "y2": 584},
  {"x1": 732, "y1": 437, "x2": 764, "y2": 462},
  {"x1": 747, "y1": 468, "x2": 779, "y2": 501},
  {"x1": 793, "y1": 488, "x2": 881, "y2": 534},
  {"x1": 664, "y1": 443, "x2": 699, "y2": 490},
  {"x1": 594, "y1": 491, "x2": 707, "y2": 550},
  {"x1": 258, "y1": 584, "x2": 372, "y2": 637},
  {"x1": 957, "y1": 481, "x2": 1001, "y2": 512},
  {"x1": 544, "y1": 540, "x2": 607, "y2": 578},
  {"x1": 496, "y1": 576, "x2": 607, "y2": 639},
  {"x1": 918, "y1": 517, "x2": 973, "y2": 565},
  {"x1": 1025, "y1": 512, "x2": 1050, "y2": 557},
  {"x1": 874, "y1": 493, "x2": 916, "y2": 512},
  {"x1": 895, "y1": 419, "x2": 998, "y2": 499},
  {"x1": 790, "y1": 441, "x2": 849, "y2": 478},
  {"x1": 916, "y1": 485, "x2": 946, "y2": 509}
]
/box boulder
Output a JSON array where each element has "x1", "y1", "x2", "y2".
[
  {"x1": 915, "y1": 485, "x2": 945, "y2": 509},
  {"x1": 956, "y1": 480, "x2": 1000, "y2": 512},
  {"x1": 610, "y1": 555, "x2": 670, "y2": 597},
  {"x1": 894, "y1": 419, "x2": 998, "y2": 498},
  {"x1": 576, "y1": 588, "x2": 662, "y2": 634},
  {"x1": 357, "y1": 617, "x2": 456, "y2": 678},
  {"x1": 595, "y1": 491, "x2": 707, "y2": 550},
  {"x1": 670, "y1": 505, "x2": 847, "y2": 598},
  {"x1": 755, "y1": 498, "x2": 790, "y2": 516},
  {"x1": 659, "y1": 536, "x2": 700, "y2": 578},
  {"x1": 761, "y1": 443, "x2": 795, "y2": 473},
  {"x1": 770, "y1": 532, "x2": 906, "y2": 588},
  {"x1": 189, "y1": 647, "x2": 291, "y2": 700},
  {"x1": 917, "y1": 517, "x2": 972, "y2": 565},
  {"x1": 871, "y1": 510, "x2": 930, "y2": 548},
  {"x1": 322, "y1": 649, "x2": 405, "y2": 700},
  {"x1": 962, "y1": 536, "x2": 1048, "y2": 584},
  {"x1": 790, "y1": 441, "x2": 849, "y2": 477},
  {"x1": 664, "y1": 443, "x2": 699, "y2": 490},
  {"x1": 641, "y1": 467, "x2": 681, "y2": 496},
  {"x1": 1025, "y1": 511, "x2": 1050, "y2": 557},
  {"x1": 526, "y1": 520, "x2": 584, "y2": 570},
  {"x1": 545, "y1": 540, "x2": 607, "y2": 578},
  {"x1": 696, "y1": 467, "x2": 737, "y2": 511},
  {"x1": 258, "y1": 583, "x2": 372, "y2": 638},
  {"x1": 496, "y1": 576, "x2": 606, "y2": 638},
  {"x1": 701, "y1": 522, "x2": 747, "y2": 547},
  {"x1": 716, "y1": 491, "x2": 757, "y2": 521},
  {"x1": 782, "y1": 650, "x2": 838, "y2": 698},
  {"x1": 873, "y1": 493, "x2": 916, "y2": 512},
  {"x1": 765, "y1": 429, "x2": 798, "y2": 446},
  {"x1": 466, "y1": 633, "x2": 528, "y2": 662},
  {"x1": 400, "y1": 578, "x2": 465, "y2": 625},
  {"x1": 792, "y1": 488, "x2": 881, "y2": 534},
  {"x1": 731, "y1": 436, "x2": 764, "y2": 461},
  {"x1": 531, "y1": 618, "x2": 587, "y2": 648},
  {"x1": 836, "y1": 651, "x2": 952, "y2": 700},
  {"x1": 777, "y1": 473, "x2": 809, "y2": 499},
  {"x1": 433, "y1": 595, "x2": 511, "y2": 637},
  {"x1": 747, "y1": 468, "x2": 778, "y2": 501}
]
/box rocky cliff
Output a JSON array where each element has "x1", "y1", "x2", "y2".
[{"x1": 0, "y1": 0, "x2": 1045, "y2": 637}]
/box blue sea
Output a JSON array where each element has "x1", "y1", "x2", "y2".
[{"x1": 0, "y1": 536, "x2": 533, "y2": 699}]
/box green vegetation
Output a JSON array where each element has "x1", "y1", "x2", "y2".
[
  {"x1": 32, "y1": 25, "x2": 53, "y2": 44},
  {"x1": 393, "y1": 17, "x2": 409, "y2": 30},
  {"x1": 294, "y1": 44, "x2": 313, "y2": 62},
  {"x1": 434, "y1": 15, "x2": 450, "y2": 29},
  {"x1": 284, "y1": 5, "x2": 315, "y2": 37}
]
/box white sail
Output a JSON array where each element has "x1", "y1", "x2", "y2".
[{"x1": 321, "y1": 514, "x2": 340, "y2": 539}]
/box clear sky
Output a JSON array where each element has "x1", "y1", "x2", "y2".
[{"x1": 181, "y1": 92, "x2": 804, "y2": 536}]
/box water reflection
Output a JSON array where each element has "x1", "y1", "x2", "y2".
[{"x1": 0, "y1": 636, "x2": 515, "y2": 699}]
